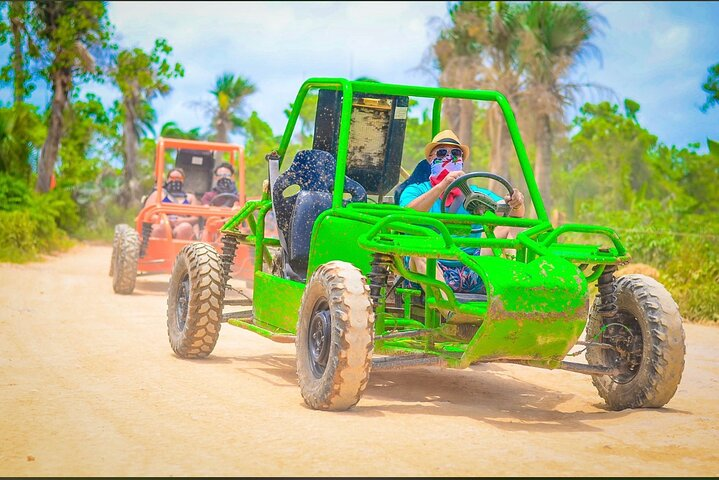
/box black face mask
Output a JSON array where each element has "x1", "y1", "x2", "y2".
[
  {"x1": 165, "y1": 180, "x2": 185, "y2": 195},
  {"x1": 215, "y1": 177, "x2": 237, "y2": 194}
]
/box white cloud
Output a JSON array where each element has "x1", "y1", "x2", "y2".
[{"x1": 101, "y1": 1, "x2": 451, "y2": 139}]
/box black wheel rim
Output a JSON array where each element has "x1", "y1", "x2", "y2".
[
  {"x1": 601, "y1": 311, "x2": 643, "y2": 384},
  {"x1": 176, "y1": 273, "x2": 190, "y2": 331},
  {"x1": 308, "y1": 298, "x2": 332, "y2": 378}
]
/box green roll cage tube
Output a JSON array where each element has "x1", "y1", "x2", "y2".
[{"x1": 218, "y1": 78, "x2": 628, "y2": 370}]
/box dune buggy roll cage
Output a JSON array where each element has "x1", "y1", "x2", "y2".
[
  {"x1": 216, "y1": 78, "x2": 629, "y2": 355},
  {"x1": 136, "y1": 137, "x2": 246, "y2": 229},
  {"x1": 222, "y1": 77, "x2": 628, "y2": 273},
  {"x1": 277, "y1": 78, "x2": 542, "y2": 216}
]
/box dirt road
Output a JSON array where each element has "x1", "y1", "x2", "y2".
[{"x1": 1, "y1": 243, "x2": 718, "y2": 476}]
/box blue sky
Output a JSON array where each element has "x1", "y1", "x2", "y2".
[{"x1": 5, "y1": 1, "x2": 719, "y2": 152}]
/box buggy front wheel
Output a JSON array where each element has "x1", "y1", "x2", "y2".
[
  {"x1": 167, "y1": 242, "x2": 225, "y2": 358},
  {"x1": 586, "y1": 274, "x2": 685, "y2": 410},
  {"x1": 109, "y1": 224, "x2": 131, "y2": 277},
  {"x1": 112, "y1": 225, "x2": 140, "y2": 294},
  {"x1": 295, "y1": 261, "x2": 375, "y2": 411}
]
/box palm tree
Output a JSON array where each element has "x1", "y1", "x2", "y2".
[
  {"x1": 207, "y1": 73, "x2": 256, "y2": 144},
  {"x1": 425, "y1": 2, "x2": 526, "y2": 177},
  {"x1": 110, "y1": 39, "x2": 183, "y2": 206},
  {"x1": 32, "y1": 1, "x2": 112, "y2": 192},
  {"x1": 517, "y1": 1, "x2": 604, "y2": 215},
  {"x1": 429, "y1": 3, "x2": 484, "y2": 162},
  {"x1": 450, "y1": 2, "x2": 524, "y2": 186},
  {"x1": 159, "y1": 121, "x2": 203, "y2": 140}
]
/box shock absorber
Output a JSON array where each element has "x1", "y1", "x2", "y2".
[
  {"x1": 596, "y1": 264, "x2": 619, "y2": 321},
  {"x1": 368, "y1": 252, "x2": 393, "y2": 309},
  {"x1": 220, "y1": 233, "x2": 238, "y2": 286},
  {"x1": 139, "y1": 221, "x2": 152, "y2": 258}
]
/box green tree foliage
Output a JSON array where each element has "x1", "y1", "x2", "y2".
[
  {"x1": 29, "y1": 1, "x2": 114, "y2": 192},
  {"x1": 283, "y1": 92, "x2": 318, "y2": 149},
  {"x1": 58, "y1": 94, "x2": 113, "y2": 187},
  {"x1": 556, "y1": 99, "x2": 719, "y2": 322},
  {"x1": 243, "y1": 111, "x2": 280, "y2": 198},
  {"x1": 0, "y1": 104, "x2": 45, "y2": 181},
  {"x1": 554, "y1": 100, "x2": 716, "y2": 219},
  {"x1": 700, "y1": 62, "x2": 719, "y2": 113},
  {"x1": 110, "y1": 38, "x2": 184, "y2": 206},
  {"x1": 401, "y1": 100, "x2": 433, "y2": 174},
  {"x1": 0, "y1": 2, "x2": 38, "y2": 104},
  {"x1": 0, "y1": 172, "x2": 75, "y2": 261}
]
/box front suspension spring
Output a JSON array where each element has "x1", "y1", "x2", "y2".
[
  {"x1": 596, "y1": 264, "x2": 619, "y2": 321},
  {"x1": 368, "y1": 252, "x2": 393, "y2": 308},
  {"x1": 220, "y1": 234, "x2": 238, "y2": 285}
]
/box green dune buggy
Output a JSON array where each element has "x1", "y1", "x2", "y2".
[{"x1": 166, "y1": 78, "x2": 685, "y2": 412}]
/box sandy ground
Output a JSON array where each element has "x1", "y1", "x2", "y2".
[{"x1": 1, "y1": 243, "x2": 718, "y2": 477}]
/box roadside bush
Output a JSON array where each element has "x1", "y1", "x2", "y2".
[
  {"x1": 0, "y1": 210, "x2": 38, "y2": 261},
  {"x1": 661, "y1": 223, "x2": 719, "y2": 323},
  {"x1": 574, "y1": 199, "x2": 719, "y2": 323},
  {"x1": 0, "y1": 173, "x2": 74, "y2": 262}
]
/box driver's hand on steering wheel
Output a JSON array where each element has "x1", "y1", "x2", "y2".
[
  {"x1": 504, "y1": 188, "x2": 525, "y2": 210},
  {"x1": 438, "y1": 170, "x2": 465, "y2": 190}
]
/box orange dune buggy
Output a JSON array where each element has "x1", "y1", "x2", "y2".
[{"x1": 110, "y1": 137, "x2": 254, "y2": 294}]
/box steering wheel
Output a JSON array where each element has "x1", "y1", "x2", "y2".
[
  {"x1": 210, "y1": 192, "x2": 240, "y2": 208},
  {"x1": 440, "y1": 171, "x2": 514, "y2": 217}
]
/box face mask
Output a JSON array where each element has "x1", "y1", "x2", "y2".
[
  {"x1": 215, "y1": 177, "x2": 237, "y2": 193},
  {"x1": 430, "y1": 151, "x2": 463, "y2": 180},
  {"x1": 166, "y1": 180, "x2": 185, "y2": 195}
]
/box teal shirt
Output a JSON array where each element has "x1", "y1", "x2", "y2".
[
  {"x1": 399, "y1": 181, "x2": 503, "y2": 266},
  {"x1": 399, "y1": 181, "x2": 502, "y2": 214}
]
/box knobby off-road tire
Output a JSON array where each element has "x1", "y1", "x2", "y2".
[
  {"x1": 109, "y1": 224, "x2": 131, "y2": 277},
  {"x1": 586, "y1": 274, "x2": 686, "y2": 410},
  {"x1": 296, "y1": 261, "x2": 375, "y2": 411},
  {"x1": 112, "y1": 226, "x2": 140, "y2": 294},
  {"x1": 167, "y1": 242, "x2": 224, "y2": 358}
]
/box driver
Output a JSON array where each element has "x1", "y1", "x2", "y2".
[
  {"x1": 201, "y1": 162, "x2": 239, "y2": 206},
  {"x1": 399, "y1": 129, "x2": 525, "y2": 294}
]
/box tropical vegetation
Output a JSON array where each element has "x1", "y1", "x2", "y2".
[{"x1": 0, "y1": 1, "x2": 716, "y2": 322}]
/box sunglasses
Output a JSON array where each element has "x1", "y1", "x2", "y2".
[
  {"x1": 215, "y1": 173, "x2": 234, "y2": 178},
  {"x1": 436, "y1": 148, "x2": 463, "y2": 158}
]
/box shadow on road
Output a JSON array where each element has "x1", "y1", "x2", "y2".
[{"x1": 190, "y1": 351, "x2": 634, "y2": 433}]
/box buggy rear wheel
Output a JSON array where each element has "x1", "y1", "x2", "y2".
[
  {"x1": 586, "y1": 274, "x2": 685, "y2": 410},
  {"x1": 295, "y1": 261, "x2": 374, "y2": 411},
  {"x1": 112, "y1": 225, "x2": 140, "y2": 294},
  {"x1": 167, "y1": 242, "x2": 224, "y2": 358}
]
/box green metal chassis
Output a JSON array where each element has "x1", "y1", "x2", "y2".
[{"x1": 219, "y1": 78, "x2": 631, "y2": 370}]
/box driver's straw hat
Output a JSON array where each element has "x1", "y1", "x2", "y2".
[{"x1": 425, "y1": 129, "x2": 470, "y2": 161}]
